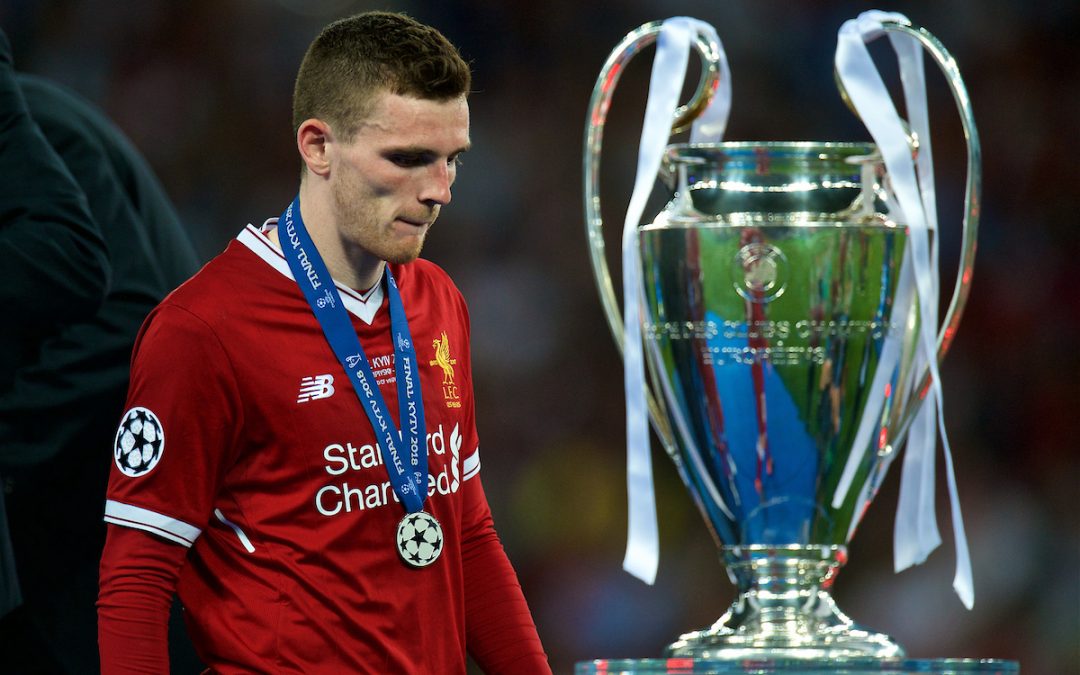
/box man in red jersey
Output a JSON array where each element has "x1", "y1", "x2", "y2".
[{"x1": 98, "y1": 12, "x2": 551, "y2": 674}]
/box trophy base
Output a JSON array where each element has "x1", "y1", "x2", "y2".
[
  {"x1": 668, "y1": 545, "x2": 903, "y2": 660},
  {"x1": 665, "y1": 618, "x2": 902, "y2": 661},
  {"x1": 573, "y1": 658, "x2": 1020, "y2": 674}
]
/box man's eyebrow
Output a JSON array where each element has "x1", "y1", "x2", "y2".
[{"x1": 383, "y1": 143, "x2": 472, "y2": 156}]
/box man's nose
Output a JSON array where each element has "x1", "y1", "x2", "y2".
[{"x1": 420, "y1": 162, "x2": 452, "y2": 206}]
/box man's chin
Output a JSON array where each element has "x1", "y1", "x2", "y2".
[{"x1": 383, "y1": 244, "x2": 425, "y2": 266}]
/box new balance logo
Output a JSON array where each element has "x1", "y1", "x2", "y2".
[{"x1": 297, "y1": 374, "x2": 335, "y2": 403}]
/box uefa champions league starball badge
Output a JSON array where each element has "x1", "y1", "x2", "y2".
[{"x1": 396, "y1": 511, "x2": 443, "y2": 568}]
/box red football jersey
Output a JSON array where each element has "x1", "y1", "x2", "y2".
[{"x1": 105, "y1": 223, "x2": 492, "y2": 673}]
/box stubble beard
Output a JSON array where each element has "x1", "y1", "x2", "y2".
[{"x1": 331, "y1": 175, "x2": 430, "y2": 266}]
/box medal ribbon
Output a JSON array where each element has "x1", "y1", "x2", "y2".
[
  {"x1": 278, "y1": 196, "x2": 428, "y2": 514},
  {"x1": 833, "y1": 10, "x2": 973, "y2": 608},
  {"x1": 621, "y1": 16, "x2": 730, "y2": 585}
]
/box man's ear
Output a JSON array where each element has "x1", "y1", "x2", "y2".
[{"x1": 297, "y1": 118, "x2": 333, "y2": 178}]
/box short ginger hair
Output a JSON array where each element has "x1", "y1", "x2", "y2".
[{"x1": 292, "y1": 11, "x2": 471, "y2": 141}]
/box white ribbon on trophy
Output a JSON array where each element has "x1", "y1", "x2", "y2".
[
  {"x1": 832, "y1": 9, "x2": 974, "y2": 608},
  {"x1": 621, "y1": 17, "x2": 730, "y2": 584}
]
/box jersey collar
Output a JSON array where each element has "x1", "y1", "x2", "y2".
[{"x1": 237, "y1": 221, "x2": 384, "y2": 325}]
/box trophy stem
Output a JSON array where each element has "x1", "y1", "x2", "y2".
[{"x1": 665, "y1": 545, "x2": 906, "y2": 660}]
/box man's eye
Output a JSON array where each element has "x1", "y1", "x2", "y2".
[{"x1": 389, "y1": 154, "x2": 425, "y2": 168}]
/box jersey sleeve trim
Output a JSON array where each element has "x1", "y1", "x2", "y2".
[
  {"x1": 214, "y1": 508, "x2": 256, "y2": 553},
  {"x1": 103, "y1": 499, "x2": 201, "y2": 547},
  {"x1": 462, "y1": 447, "x2": 480, "y2": 482}
]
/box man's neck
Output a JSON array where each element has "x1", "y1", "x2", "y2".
[{"x1": 270, "y1": 186, "x2": 385, "y2": 292}]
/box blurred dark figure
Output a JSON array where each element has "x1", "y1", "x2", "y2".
[{"x1": 0, "y1": 27, "x2": 200, "y2": 672}]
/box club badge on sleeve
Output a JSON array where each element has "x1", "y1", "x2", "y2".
[{"x1": 114, "y1": 406, "x2": 165, "y2": 477}]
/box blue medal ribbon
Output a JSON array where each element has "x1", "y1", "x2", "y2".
[{"x1": 278, "y1": 196, "x2": 427, "y2": 514}]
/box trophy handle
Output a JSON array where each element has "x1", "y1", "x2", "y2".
[
  {"x1": 836, "y1": 20, "x2": 981, "y2": 438},
  {"x1": 583, "y1": 21, "x2": 722, "y2": 449}
]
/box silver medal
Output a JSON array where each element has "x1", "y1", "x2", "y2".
[{"x1": 396, "y1": 511, "x2": 443, "y2": 568}]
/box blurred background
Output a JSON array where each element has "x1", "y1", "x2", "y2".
[{"x1": 2, "y1": 0, "x2": 1076, "y2": 672}]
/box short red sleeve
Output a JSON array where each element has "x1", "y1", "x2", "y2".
[{"x1": 104, "y1": 303, "x2": 243, "y2": 547}]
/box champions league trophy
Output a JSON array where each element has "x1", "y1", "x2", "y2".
[{"x1": 578, "y1": 11, "x2": 1018, "y2": 674}]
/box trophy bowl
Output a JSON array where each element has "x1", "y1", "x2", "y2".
[
  {"x1": 583, "y1": 17, "x2": 981, "y2": 662},
  {"x1": 642, "y1": 141, "x2": 912, "y2": 658}
]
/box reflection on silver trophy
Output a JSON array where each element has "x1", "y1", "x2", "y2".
[{"x1": 584, "y1": 13, "x2": 984, "y2": 661}]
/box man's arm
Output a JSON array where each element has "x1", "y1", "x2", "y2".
[
  {"x1": 0, "y1": 74, "x2": 178, "y2": 466},
  {"x1": 98, "y1": 302, "x2": 241, "y2": 672},
  {"x1": 0, "y1": 28, "x2": 109, "y2": 350},
  {"x1": 98, "y1": 525, "x2": 187, "y2": 674},
  {"x1": 461, "y1": 477, "x2": 551, "y2": 674}
]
